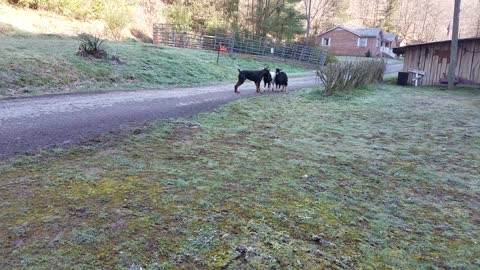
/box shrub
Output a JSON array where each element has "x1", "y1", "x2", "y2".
[
  {"x1": 316, "y1": 60, "x2": 386, "y2": 96},
  {"x1": 0, "y1": 23, "x2": 21, "y2": 35},
  {"x1": 130, "y1": 28, "x2": 153, "y2": 43},
  {"x1": 62, "y1": 0, "x2": 99, "y2": 21},
  {"x1": 102, "y1": 0, "x2": 131, "y2": 40},
  {"x1": 365, "y1": 49, "x2": 372, "y2": 57},
  {"x1": 325, "y1": 52, "x2": 338, "y2": 64},
  {"x1": 166, "y1": 0, "x2": 193, "y2": 31},
  {"x1": 76, "y1": 33, "x2": 107, "y2": 59}
]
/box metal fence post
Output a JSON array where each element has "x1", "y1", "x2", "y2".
[
  {"x1": 172, "y1": 30, "x2": 176, "y2": 47},
  {"x1": 199, "y1": 26, "x2": 204, "y2": 49},
  {"x1": 261, "y1": 37, "x2": 265, "y2": 56},
  {"x1": 214, "y1": 28, "x2": 218, "y2": 50},
  {"x1": 230, "y1": 31, "x2": 236, "y2": 55}
]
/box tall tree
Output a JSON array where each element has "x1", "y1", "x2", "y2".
[
  {"x1": 381, "y1": 0, "x2": 397, "y2": 32},
  {"x1": 266, "y1": 0, "x2": 305, "y2": 41},
  {"x1": 303, "y1": 0, "x2": 339, "y2": 40},
  {"x1": 448, "y1": 0, "x2": 461, "y2": 89}
]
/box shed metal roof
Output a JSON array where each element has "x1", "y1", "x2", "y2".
[{"x1": 393, "y1": 37, "x2": 480, "y2": 54}]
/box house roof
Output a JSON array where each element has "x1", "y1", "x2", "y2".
[
  {"x1": 318, "y1": 26, "x2": 383, "y2": 38},
  {"x1": 384, "y1": 33, "x2": 397, "y2": 41},
  {"x1": 393, "y1": 37, "x2": 480, "y2": 54},
  {"x1": 351, "y1": 27, "x2": 383, "y2": 37}
]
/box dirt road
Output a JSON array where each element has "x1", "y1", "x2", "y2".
[{"x1": 0, "y1": 64, "x2": 403, "y2": 158}]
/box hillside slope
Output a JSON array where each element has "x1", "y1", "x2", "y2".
[
  {"x1": 0, "y1": 30, "x2": 308, "y2": 98},
  {"x1": 0, "y1": 4, "x2": 104, "y2": 37}
]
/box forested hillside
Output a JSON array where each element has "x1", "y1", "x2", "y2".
[{"x1": 1, "y1": 0, "x2": 479, "y2": 43}]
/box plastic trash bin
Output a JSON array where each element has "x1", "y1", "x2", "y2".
[{"x1": 397, "y1": 72, "x2": 409, "y2": 86}]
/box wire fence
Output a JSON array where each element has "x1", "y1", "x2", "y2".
[{"x1": 153, "y1": 24, "x2": 328, "y2": 67}]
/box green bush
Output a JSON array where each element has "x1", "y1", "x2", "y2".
[
  {"x1": 325, "y1": 52, "x2": 338, "y2": 64},
  {"x1": 62, "y1": 0, "x2": 102, "y2": 21},
  {"x1": 76, "y1": 33, "x2": 107, "y2": 59},
  {"x1": 166, "y1": 0, "x2": 193, "y2": 30}
]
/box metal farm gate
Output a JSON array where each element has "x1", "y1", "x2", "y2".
[{"x1": 153, "y1": 24, "x2": 328, "y2": 67}]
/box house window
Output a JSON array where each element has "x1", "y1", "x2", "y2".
[
  {"x1": 321, "y1": 38, "x2": 331, "y2": 46},
  {"x1": 357, "y1": 38, "x2": 368, "y2": 47}
]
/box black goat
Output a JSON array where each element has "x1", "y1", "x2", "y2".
[
  {"x1": 234, "y1": 68, "x2": 270, "y2": 93},
  {"x1": 274, "y1": 68, "x2": 288, "y2": 92}
]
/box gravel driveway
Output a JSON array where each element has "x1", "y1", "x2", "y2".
[{"x1": 0, "y1": 64, "x2": 403, "y2": 158}]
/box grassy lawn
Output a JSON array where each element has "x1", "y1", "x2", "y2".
[
  {"x1": 0, "y1": 84, "x2": 479, "y2": 269},
  {"x1": 0, "y1": 30, "x2": 309, "y2": 98}
]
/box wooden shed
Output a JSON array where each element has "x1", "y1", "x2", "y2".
[{"x1": 393, "y1": 38, "x2": 480, "y2": 87}]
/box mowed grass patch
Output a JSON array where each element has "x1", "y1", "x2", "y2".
[
  {"x1": 0, "y1": 32, "x2": 309, "y2": 98},
  {"x1": 0, "y1": 84, "x2": 479, "y2": 269}
]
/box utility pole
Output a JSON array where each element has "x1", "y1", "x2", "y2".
[{"x1": 448, "y1": 0, "x2": 461, "y2": 89}]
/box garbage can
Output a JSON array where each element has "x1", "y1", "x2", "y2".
[{"x1": 397, "y1": 72, "x2": 409, "y2": 86}]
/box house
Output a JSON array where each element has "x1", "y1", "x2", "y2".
[
  {"x1": 393, "y1": 37, "x2": 480, "y2": 86},
  {"x1": 383, "y1": 33, "x2": 398, "y2": 49},
  {"x1": 317, "y1": 26, "x2": 398, "y2": 58}
]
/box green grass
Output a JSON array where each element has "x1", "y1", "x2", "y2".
[
  {"x1": 0, "y1": 84, "x2": 479, "y2": 269},
  {"x1": 0, "y1": 30, "x2": 309, "y2": 98},
  {"x1": 337, "y1": 55, "x2": 403, "y2": 65}
]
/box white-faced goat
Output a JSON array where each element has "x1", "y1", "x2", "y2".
[{"x1": 262, "y1": 71, "x2": 276, "y2": 91}]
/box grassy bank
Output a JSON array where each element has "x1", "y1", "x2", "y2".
[
  {"x1": 0, "y1": 84, "x2": 479, "y2": 269},
  {"x1": 0, "y1": 29, "x2": 309, "y2": 98}
]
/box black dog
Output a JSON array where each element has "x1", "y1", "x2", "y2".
[
  {"x1": 235, "y1": 68, "x2": 270, "y2": 93},
  {"x1": 274, "y1": 68, "x2": 288, "y2": 92},
  {"x1": 263, "y1": 71, "x2": 274, "y2": 91}
]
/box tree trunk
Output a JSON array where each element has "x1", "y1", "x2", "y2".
[
  {"x1": 448, "y1": 0, "x2": 461, "y2": 89},
  {"x1": 305, "y1": 0, "x2": 312, "y2": 40},
  {"x1": 262, "y1": 0, "x2": 271, "y2": 36}
]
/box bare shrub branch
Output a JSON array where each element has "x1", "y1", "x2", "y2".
[{"x1": 316, "y1": 60, "x2": 386, "y2": 96}]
